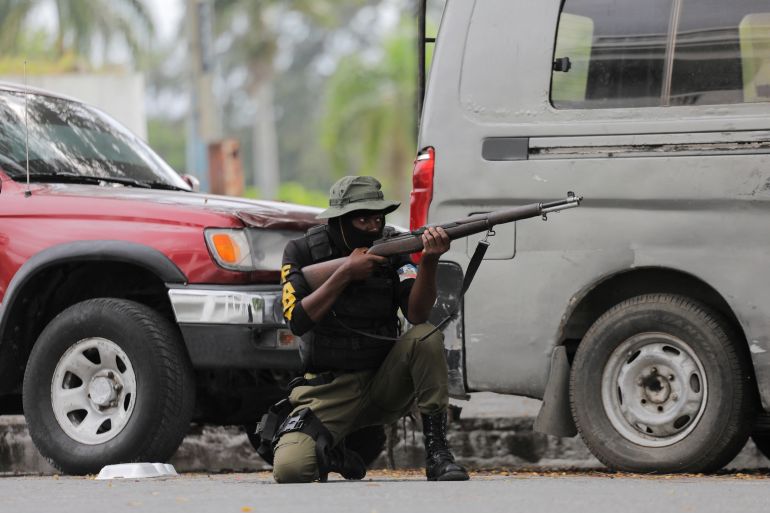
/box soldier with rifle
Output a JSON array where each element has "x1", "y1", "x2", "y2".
[{"x1": 269, "y1": 175, "x2": 580, "y2": 483}]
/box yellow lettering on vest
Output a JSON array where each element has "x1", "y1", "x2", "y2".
[
  {"x1": 282, "y1": 281, "x2": 296, "y2": 320},
  {"x1": 280, "y1": 264, "x2": 292, "y2": 284}
]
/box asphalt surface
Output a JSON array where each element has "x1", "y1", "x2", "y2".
[{"x1": 2, "y1": 470, "x2": 770, "y2": 513}]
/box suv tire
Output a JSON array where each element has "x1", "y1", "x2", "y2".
[
  {"x1": 751, "y1": 433, "x2": 770, "y2": 461},
  {"x1": 571, "y1": 294, "x2": 755, "y2": 473},
  {"x1": 23, "y1": 298, "x2": 195, "y2": 475}
]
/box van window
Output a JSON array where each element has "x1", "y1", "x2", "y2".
[
  {"x1": 672, "y1": 1, "x2": 770, "y2": 105},
  {"x1": 552, "y1": 0, "x2": 770, "y2": 108},
  {"x1": 551, "y1": 13, "x2": 593, "y2": 105},
  {"x1": 552, "y1": 0, "x2": 672, "y2": 108},
  {"x1": 741, "y1": 13, "x2": 770, "y2": 102}
]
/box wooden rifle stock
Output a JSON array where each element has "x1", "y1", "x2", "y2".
[{"x1": 301, "y1": 192, "x2": 582, "y2": 290}]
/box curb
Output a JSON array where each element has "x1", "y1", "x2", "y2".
[{"x1": 2, "y1": 415, "x2": 768, "y2": 475}]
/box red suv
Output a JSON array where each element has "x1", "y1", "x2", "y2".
[{"x1": 0, "y1": 82, "x2": 325, "y2": 474}]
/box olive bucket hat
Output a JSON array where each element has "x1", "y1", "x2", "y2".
[{"x1": 316, "y1": 176, "x2": 400, "y2": 219}]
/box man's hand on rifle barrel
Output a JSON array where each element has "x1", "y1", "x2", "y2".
[
  {"x1": 340, "y1": 247, "x2": 388, "y2": 281},
  {"x1": 421, "y1": 226, "x2": 451, "y2": 262}
]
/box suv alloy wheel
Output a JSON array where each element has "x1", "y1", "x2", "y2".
[{"x1": 23, "y1": 298, "x2": 195, "y2": 475}]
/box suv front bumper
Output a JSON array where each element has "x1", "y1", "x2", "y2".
[{"x1": 167, "y1": 285, "x2": 302, "y2": 370}]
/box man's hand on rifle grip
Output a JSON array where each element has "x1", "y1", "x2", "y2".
[
  {"x1": 421, "y1": 226, "x2": 451, "y2": 261},
  {"x1": 341, "y1": 247, "x2": 388, "y2": 281}
]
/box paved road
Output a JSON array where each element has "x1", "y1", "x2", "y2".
[{"x1": 2, "y1": 470, "x2": 769, "y2": 513}]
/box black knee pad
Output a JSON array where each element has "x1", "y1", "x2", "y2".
[{"x1": 274, "y1": 407, "x2": 335, "y2": 482}]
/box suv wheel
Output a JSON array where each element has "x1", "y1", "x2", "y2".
[
  {"x1": 571, "y1": 294, "x2": 755, "y2": 473},
  {"x1": 23, "y1": 298, "x2": 195, "y2": 475},
  {"x1": 751, "y1": 433, "x2": 770, "y2": 461}
]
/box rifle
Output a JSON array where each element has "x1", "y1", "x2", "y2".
[{"x1": 302, "y1": 192, "x2": 582, "y2": 290}]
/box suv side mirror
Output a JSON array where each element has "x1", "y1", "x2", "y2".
[{"x1": 182, "y1": 174, "x2": 201, "y2": 192}]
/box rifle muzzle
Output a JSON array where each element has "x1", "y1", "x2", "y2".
[{"x1": 540, "y1": 192, "x2": 583, "y2": 214}]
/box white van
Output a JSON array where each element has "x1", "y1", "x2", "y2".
[{"x1": 414, "y1": 0, "x2": 770, "y2": 472}]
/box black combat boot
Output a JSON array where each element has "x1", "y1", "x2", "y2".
[
  {"x1": 325, "y1": 442, "x2": 367, "y2": 481},
  {"x1": 422, "y1": 411, "x2": 469, "y2": 481}
]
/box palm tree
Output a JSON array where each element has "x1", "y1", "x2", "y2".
[
  {"x1": 51, "y1": 0, "x2": 155, "y2": 62},
  {"x1": 321, "y1": 19, "x2": 417, "y2": 206},
  {"x1": 0, "y1": 0, "x2": 32, "y2": 55},
  {"x1": 212, "y1": 0, "x2": 370, "y2": 199},
  {"x1": 0, "y1": 0, "x2": 154, "y2": 64}
]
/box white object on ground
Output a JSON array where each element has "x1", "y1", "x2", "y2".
[{"x1": 95, "y1": 463, "x2": 179, "y2": 480}]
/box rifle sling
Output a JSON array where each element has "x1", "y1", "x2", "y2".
[
  {"x1": 331, "y1": 240, "x2": 491, "y2": 343},
  {"x1": 416, "y1": 239, "x2": 489, "y2": 342}
]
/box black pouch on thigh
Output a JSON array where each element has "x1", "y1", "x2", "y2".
[
  {"x1": 254, "y1": 374, "x2": 337, "y2": 465},
  {"x1": 254, "y1": 398, "x2": 294, "y2": 465}
]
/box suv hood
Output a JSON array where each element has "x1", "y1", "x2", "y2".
[{"x1": 18, "y1": 182, "x2": 323, "y2": 231}]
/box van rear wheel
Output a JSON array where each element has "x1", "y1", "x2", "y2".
[{"x1": 570, "y1": 294, "x2": 754, "y2": 473}]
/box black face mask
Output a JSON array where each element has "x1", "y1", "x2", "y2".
[{"x1": 329, "y1": 215, "x2": 384, "y2": 251}]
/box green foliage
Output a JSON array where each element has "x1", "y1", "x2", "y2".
[
  {"x1": 320, "y1": 18, "x2": 417, "y2": 201},
  {"x1": 244, "y1": 182, "x2": 328, "y2": 208},
  {"x1": 0, "y1": 0, "x2": 154, "y2": 67},
  {"x1": 147, "y1": 118, "x2": 186, "y2": 173},
  {"x1": 0, "y1": 0, "x2": 33, "y2": 55},
  {"x1": 51, "y1": 0, "x2": 155, "y2": 61},
  {"x1": 214, "y1": 0, "x2": 369, "y2": 87},
  {"x1": 0, "y1": 37, "x2": 85, "y2": 75}
]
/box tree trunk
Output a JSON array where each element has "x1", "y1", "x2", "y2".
[{"x1": 252, "y1": 81, "x2": 280, "y2": 200}]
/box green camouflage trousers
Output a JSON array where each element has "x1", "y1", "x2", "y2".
[{"x1": 273, "y1": 323, "x2": 448, "y2": 483}]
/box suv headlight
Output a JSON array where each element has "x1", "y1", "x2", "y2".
[
  {"x1": 205, "y1": 229, "x2": 254, "y2": 271},
  {"x1": 204, "y1": 228, "x2": 297, "y2": 272}
]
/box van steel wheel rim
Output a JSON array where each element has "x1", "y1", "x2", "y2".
[
  {"x1": 601, "y1": 332, "x2": 707, "y2": 448},
  {"x1": 51, "y1": 338, "x2": 137, "y2": 445}
]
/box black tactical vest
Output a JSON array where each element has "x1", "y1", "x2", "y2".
[{"x1": 299, "y1": 225, "x2": 400, "y2": 372}]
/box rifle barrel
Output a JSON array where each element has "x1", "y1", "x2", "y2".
[{"x1": 301, "y1": 192, "x2": 582, "y2": 289}]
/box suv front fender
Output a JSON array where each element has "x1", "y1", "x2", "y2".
[{"x1": 0, "y1": 240, "x2": 187, "y2": 390}]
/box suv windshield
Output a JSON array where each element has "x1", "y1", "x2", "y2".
[{"x1": 0, "y1": 90, "x2": 190, "y2": 190}]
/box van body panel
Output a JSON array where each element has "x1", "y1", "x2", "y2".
[{"x1": 422, "y1": 0, "x2": 770, "y2": 407}]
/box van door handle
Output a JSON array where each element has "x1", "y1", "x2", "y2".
[{"x1": 482, "y1": 137, "x2": 529, "y2": 161}]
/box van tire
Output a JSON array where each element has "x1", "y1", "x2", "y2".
[
  {"x1": 23, "y1": 298, "x2": 195, "y2": 475},
  {"x1": 570, "y1": 294, "x2": 754, "y2": 473}
]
